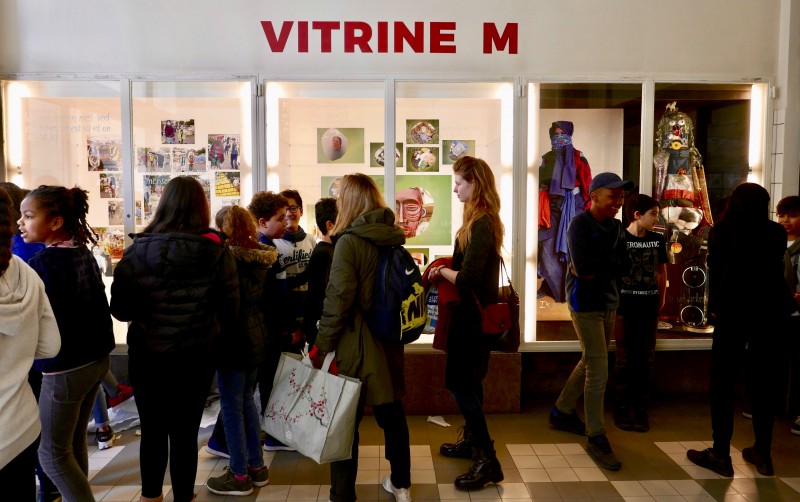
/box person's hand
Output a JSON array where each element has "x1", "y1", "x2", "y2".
[
  {"x1": 430, "y1": 265, "x2": 447, "y2": 279},
  {"x1": 309, "y1": 345, "x2": 325, "y2": 369}
]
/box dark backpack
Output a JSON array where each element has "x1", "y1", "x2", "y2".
[{"x1": 366, "y1": 244, "x2": 427, "y2": 344}]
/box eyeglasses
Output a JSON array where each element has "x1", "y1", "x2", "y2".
[{"x1": 286, "y1": 205, "x2": 300, "y2": 213}]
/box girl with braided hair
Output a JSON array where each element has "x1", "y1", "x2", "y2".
[{"x1": 19, "y1": 185, "x2": 115, "y2": 501}]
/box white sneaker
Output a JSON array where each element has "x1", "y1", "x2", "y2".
[
  {"x1": 381, "y1": 475, "x2": 411, "y2": 502},
  {"x1": 792, "y1": 416, "x2": 800, "y2": 437}
]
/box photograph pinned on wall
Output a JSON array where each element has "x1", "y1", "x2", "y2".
[
  {"x1": 405, "y1": 247, "x2": 430, "y2": 271},
  {"x1": 142, "y1": 174, "x2": 170, "y2": 221},
  {"x1": 185, "y1": 174, "x2": 211, "y2": 203},
  {"x1": 317, "y1": 128, "x2": 365, "y2": 163},
  {"x1": 99, "y1": 173, "x2": 122, "y2": 199},
  {"x1": 370, "y1": 143, "x2": 403, "y2": 168},
  {"x1": 104, "y1": 228, "x2": 125, "y2": 261},
  {"x1": 136, "y1": 147, "x2": 172, "y2": 173},
  {"x1": 173, "y1": 147, "x2": 207, "y2": 173},
  {"x1": 161, "y1": 119, "x2": 195, "y2": 145},
  {"x1": 107, "y1": 200, "x2": 124, "y2": 226},
  {"x1": 406, "y1": 120, "x2": 439, "y2": 145},
  {"x1": 442, "y1": 140, "x2": 475, "y2": 164},
  {"x1": 207, "y1": 134, "x2": 241, "y2": 170},
  {"x1": 211, "y1": 198, "x2": 240, "y2": 227},
  {"x1": 397, "y1": 174, "x2": 452, "y2": 246},
  {"x1": 406, "y1": 147, "x2": 439, "y2": 172},
  {"x1": 321, "y1": 175, "x2": 384, "y2": 199},
  {"x1": 214, "y1": 171, "x2": 241, "y2": 197},
  {"x1": 87, "y1": 137, "x2": 122, "y2": 171}
]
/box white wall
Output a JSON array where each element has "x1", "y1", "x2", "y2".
[{"x1": 0, "y1": 0, "x2": 780, "y2": 78}]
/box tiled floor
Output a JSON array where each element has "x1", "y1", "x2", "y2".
[{"x1": 80, "y1": 395, "x2": 800, "y2": 501}]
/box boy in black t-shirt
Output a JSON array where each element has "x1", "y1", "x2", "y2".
[
  {"x1": 302, "y1": 198, "x2": 338, "y2": 346},
  {"x1": 614, "y1": 194, "x2": 667, "y2": 433}
]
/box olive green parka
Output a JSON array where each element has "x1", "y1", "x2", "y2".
[{"x1": 315, "y1": 207, "x2": 406, "y2": 406}]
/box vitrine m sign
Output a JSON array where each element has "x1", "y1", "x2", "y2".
[{"x1": 260, "y1": 21, "x2": 518, "y2": 54}]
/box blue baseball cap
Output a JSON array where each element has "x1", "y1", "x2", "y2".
[{"x1": 589, "y1": 172, "x2": 634, "y2": 194}]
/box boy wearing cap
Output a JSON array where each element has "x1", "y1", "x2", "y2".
[{"x1": 549, "y1": 172, "x2": 633, "y2": 471}]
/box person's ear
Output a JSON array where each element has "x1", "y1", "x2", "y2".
[
  {"x1": 257, "y1": 217, "x2": 268, "y2": 228},
  {"x1": 50, "y1": 216, "x2": 64, "y2": 232},
  {"x1": 325, "y1": 220, "x2": 334, "y2": 233}
]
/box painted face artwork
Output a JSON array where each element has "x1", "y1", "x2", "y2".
[{"x1": 396, "y1": 187, "x2": 425, "y2": 237}]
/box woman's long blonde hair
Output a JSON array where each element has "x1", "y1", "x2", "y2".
[
  {"x1": 453, "y1": 156, "x2": 503, "y2": 253},
  {"x1": 331, "y1": 174, "x2": 388, "y2": 235}
]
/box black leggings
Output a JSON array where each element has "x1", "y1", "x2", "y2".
[
  {"x1": 329, "y1": 400, "x2": 411, "y2": 502},
  {"x1": 129, "y1": 353, "x2": 214, "y2": 502}
]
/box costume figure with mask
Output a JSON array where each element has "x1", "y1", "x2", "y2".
[
  {"x1": 537, "y1": 121, "x2": 593, "y2": 302},
  {"x1": 653, "y1": 103, "x2": 714, "y2": 330}
]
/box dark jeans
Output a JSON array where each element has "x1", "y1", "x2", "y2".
[
  {"x1": 27, "y1": 368, "x2": 58, "y2": 498},
  {"x1": 614, "y1": 301, "x2": 658, "y2": 409},
  {"x1": 130, "y1": 352, "x2": 214, "y2": 502},
  {"x1": 450, "y1": 385, "x2": 492, "y2": 450},
  {"x1": 0, "y1": 438, "x2": 37, "y2": 501},
  {"x1": 710, "y1": 317, "x2": 789, "y2": 457},
  {"x1": 329, "y1": 399, "x2": 411, "y2": 502},
  {"x1": 218, "y1": 367, "x2": 264, "y2": 475},
  {"x1": 39, "y1": 356, "x2": 110, "y2": 502}
]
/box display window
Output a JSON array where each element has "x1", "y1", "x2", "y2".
[
  {"x1": 529, "y1": 83, "x2": 643, "y2": 343},
  {"x1": 264, "y1": 80, "x2": 385, "y2": 235},
  {"x1": 649, "y1": 83, "x2": 768, "y2": 339},
  {"x1": 395, "y1": 81, "x2": 515, "y2": 344},
  {"x1": 1, "y1": 79, "x2": 128, "y2": 343},
  {"x1": 0, "y1": 77, "x2": 774, "y2": 350},
  {"x1": 132, "y1": 80, "x2": 255, "y2": 233}
]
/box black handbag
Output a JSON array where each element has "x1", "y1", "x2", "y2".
[{"x1": 473, "y1": 259, "x2": 520, "y2": 353}]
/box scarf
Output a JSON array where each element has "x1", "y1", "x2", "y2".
[
  {"x1": 549, "y1": 132, "x2": 576, "y2": 197},
  {"x1": 281, "y1": 227, "x2": 307, "y2": 244}
]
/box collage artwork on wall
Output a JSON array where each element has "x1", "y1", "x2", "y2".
[{"x1": 318, "y1": 118, "x2": 475, "y2": 264}]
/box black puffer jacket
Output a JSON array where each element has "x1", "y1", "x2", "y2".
[
  {"x1": 110, "y1": 230, "x2": 239, "y2": 357},
  {"x1": 218, "y1": 243, "x2": 279, "y2": 369}
]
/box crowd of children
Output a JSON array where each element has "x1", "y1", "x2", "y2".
[{"x1": 1, "y1": 171, "x2": 799, "y2": 501}]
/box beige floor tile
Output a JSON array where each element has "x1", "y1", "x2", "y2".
[
  {"x1": 287, "y1": 484, "x2": 322, "y2": 501},
  {"x1": 543, "y1": 467, "x2": 579, "y2": 482},
  {"x1": 437, "y1": 482, "x2": 471, "y2": 500},
  {"x1": 511, "y1": 456, "x2": 543, "y2": 469},
  {"x1": 100, "y1": 484, "x2": 142, "y2": 501},
  {"x1": 517, "y1": 468, "x2": 551, "y2": 483}
]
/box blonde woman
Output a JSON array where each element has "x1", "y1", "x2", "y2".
[
  {"x1": 429, "y1": 157, "x2": 504, "y2": 489},
  {"x1": 315, "y1": 174, "x2": 412, "y2": 502}
]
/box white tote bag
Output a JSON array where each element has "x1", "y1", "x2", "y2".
[{"x1": 262, "y1": 351, "x2": 362, "y2": 464}]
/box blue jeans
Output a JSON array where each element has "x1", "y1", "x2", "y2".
[
  {"x1": 38, "y1": 356, "x2": 110, "y2": 502},
  {"x1": 556, "y1": 309, "x2": 616, "y2": 437},
  {"x1": 218, "y1": 368, "x2": 264, "y2": 476},
  {"x1": 91, "y1": 370, "x2": 121, "y2": 427}
]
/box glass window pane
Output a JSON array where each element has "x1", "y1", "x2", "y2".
[
  {"x1": 132, "y1": 81, "x2": 254, "y2": 233},
  {"x1": 531, "y1": 83, "x2": 643, "y2": 342},
  {"x1": 1, "y1": 79, "x2": 128, "y2": 343},
  {"x1": 651, "y1": 83, "x2": 766, "y2": 338},
  {"x1": 265, "y1": 80, "x2": 384, "y2": 229},
  {"x1": 396, "y1": 81, "x2": 515, "y2": 345}
]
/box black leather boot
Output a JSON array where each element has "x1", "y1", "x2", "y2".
[
  {"x1": 454, "y1": 442, "x2": 504, "y2": 490},
  {"x1": 440, "y1": 425, "x2": 474, "y2": 459}
]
